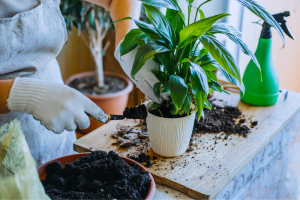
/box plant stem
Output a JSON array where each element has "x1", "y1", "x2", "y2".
[{"x1": 188, "y1": 5, "x2": 191, "y2": 25}]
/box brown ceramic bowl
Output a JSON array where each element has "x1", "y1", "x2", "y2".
[
  {"x1": 65, "y1": 71, "x2": 133, "y2": 134},
  {"x1": 37, "y1": 153, "x2": 155, "y2": 200}
]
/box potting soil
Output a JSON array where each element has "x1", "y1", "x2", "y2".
[
  {"x1": 69, "y1": 76, "x2": 126, "y2": 95},
  {"x1": 123, "y1": 104, "x2": 148, "y2": 119},
  {"x1": 194, "y1": 99, "x2": 255, "y2": 137},
  {"x1": 42, "y1": 151, "x2": 151, "y2": 200}
]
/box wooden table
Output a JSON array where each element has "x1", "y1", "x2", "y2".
[{"x1": 74, "y1": 92, "x2": 300, "y2": 199}]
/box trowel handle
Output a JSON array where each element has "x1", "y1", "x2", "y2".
[{"x1": 85, "y1": 112, "x2": 125, "y2": 122}]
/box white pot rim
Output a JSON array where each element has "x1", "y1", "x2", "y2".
[
  {"x1": 147, "y1": 110, "x2": 196, "y2": 120},
  {"x1": 146, "y1": 101, "x2": 196, "y2": 120}
]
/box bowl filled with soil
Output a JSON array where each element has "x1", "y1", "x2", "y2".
[
  {"x1": 37, "y1": 151, "x2": 155, "y2": 200},
  {"x1": 65, "y1": 71, "x2": 133, "y2": 134}
]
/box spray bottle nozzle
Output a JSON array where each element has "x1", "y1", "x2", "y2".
[
  {"x1": 283, "y1": 11, "x2": 290, "y2": 17},
  {"x1": 260, "y1": 11, "x2": 294, "y2": 40}
]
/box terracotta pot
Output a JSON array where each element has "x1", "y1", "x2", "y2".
[
  {"x1": 65, "y1": 71, "x2": 133, "y2": 134},
  {"x1": 37, "y1": 153, "x2": 156, "y2": 200}
]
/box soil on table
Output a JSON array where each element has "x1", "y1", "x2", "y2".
[
  {"x1": 42, "y1": 151, "x2": 151, "y2": 200},
  {"x1": 69, "y1": 75, "x2": 126, "y2": 95},
  {"x1": 194, "y1": 99, "x2": 257, "y2": 137}
]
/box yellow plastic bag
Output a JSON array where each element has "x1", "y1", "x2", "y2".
[{"x1": 0, "y1": 120, "x2": 50, "y2": 199}]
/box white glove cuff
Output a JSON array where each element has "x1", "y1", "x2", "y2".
[{"x1": 7, "y1": 77, "x2": 48, "y2": 114}]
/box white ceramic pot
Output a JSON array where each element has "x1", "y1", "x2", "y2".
[{"x1": 146, "y1": 111, "x2": 196, "y2": 157}]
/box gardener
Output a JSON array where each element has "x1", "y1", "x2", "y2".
[{"x1": 0, "y1": 0, "x2": 163, "y2": 165}]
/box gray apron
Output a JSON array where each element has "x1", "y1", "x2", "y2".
[{"x1": 0, "y1": 0, "x2": 76, "y2": 165}]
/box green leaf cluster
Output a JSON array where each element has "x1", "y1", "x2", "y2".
[{"x1": 117, "y1": 0, "x2": 285, "y2": 119}]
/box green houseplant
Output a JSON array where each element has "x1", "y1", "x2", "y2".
[{"x1": 117, "y1": 0, "x2": 285, "y2": 156}]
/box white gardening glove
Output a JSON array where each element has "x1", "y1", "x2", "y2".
[
  {"x1": 115, "y1": 41, "x2": 170, "y2": 103},
  {"x1": 7, "y1": 78, "x2": 109, "y2": 134}
]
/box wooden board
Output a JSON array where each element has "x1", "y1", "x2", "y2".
[{"x1": 74, "y1": 91, "x2": 300, "y2": 199}]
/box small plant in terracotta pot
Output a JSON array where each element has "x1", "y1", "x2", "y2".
[
  {"x1": 61, "y1": 0, "x2": 133, "y2": 133},
  {"x1": 118, "y1": 0, "x2": 284, "y2": 157}
]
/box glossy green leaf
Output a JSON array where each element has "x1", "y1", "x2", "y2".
[
  {"x1": 189, "y1": 61, "x2": 209, "y2": 95},
  {"x1": 170, "y1": 75, "x2": 188, "y2": 110},
  {"x1": 140, "y1": 0, "x2": 179, "y2": 10},
  {"x1": 199, "y1": 9, "x2": 205, "y2": 19},
  {"x1": 178, "y1": 13, "x2": 230, "y2": 48},
  {"x1": 156, "y1": 52, "x2": 172, "y2": 73},
  {"x1": 204, "y1": 70, "x2": 217, "y2": 82},
  {"x1": 198, "y1": 51, "x2": 214, "y2": 62},
  {"x1": 113, "y1": 17, "x2": 161, "y2": 41},
  {"x1": 201, "y1": 63, "x2": 218, "y2": 71},
  {"x1": 200, "y1": 35, "x2": 241, "y2": 82},
  {"x1": 151, "y1": 102, "x2": 162, "y2": 109},
  {"x1": 131, "y1": 43, "x2": 170, "y2": 79},
  {"x1": 195, "y1": 89, "x2": 205, "y2": 120},
  {"x1": 208, "y1": 23, "x2": 241, "y2": 36},
  {"x1": 153, "y1": 81, "x2": 165, "y2": 100},
  {"x1": 209, "y1": 79, "x2": 222, "y2": 92},
  {"x1": 183, "y1": 93, "x2": 191, "y2": 115},
  {"x1": 208, "y1": 23, "x2": 260, "y2": 71},
  {"x1": 120, "y1": 29, "x2": 146, "y2": 56},
  {"x1": 207, "y1": 61, "x2": 245, "y2": 95},
  {"x1": 144, "y1": 4, "x2": 176, "y2": 46},
  {"x1": 136, "y1": 37, "x2": 146, "y2": 46},
  {"x1": 166, "y1": 8, "x2": 185, "y2": 44},
  {"x1": 204, "y1": 97, "x2": 212, "y2": 109},
  {"x1": 234, "y1": 0, "x2": 285, "y2": 47}
]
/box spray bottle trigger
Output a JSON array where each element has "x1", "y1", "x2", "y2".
[{"x1": 280, "y1": 23, "x2": 295, "y2": 40}]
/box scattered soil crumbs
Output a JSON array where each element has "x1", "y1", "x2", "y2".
[
  {"x1": 129, "y1": 153, "x2": 154, "y2": 167},
  {"x1": 194, "y1": 99, "x2": 258, "y2": 137},
  {"x1": 112, "y1": 124, "x2": 149, "y2": 147},
  {"x1": 123, "y1": 104, "x2": 148, "y2": 119},
  {"x1": 42, "y1": 151, "x2": 151, "y2": 200}
]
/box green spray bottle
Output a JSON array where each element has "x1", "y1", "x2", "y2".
[{"x1": 241, "y1": 11, "x2": 294, "y2": 106}]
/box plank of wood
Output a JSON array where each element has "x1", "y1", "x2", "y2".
[{"x1": 74, "y1": 91, "x2": 300, "y2": 199}]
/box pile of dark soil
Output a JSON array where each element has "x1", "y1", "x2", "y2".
[
  {"x1": 42, "y1": 151, "x2": 151, "y2": 200},
  {"x1": 194, "y1": 100, "x2": 257, "y2": 137},
  {"x1": 123, "y1": 104, "x2": 148, "y2": 119},
  {"x1": 69, "y1": 75, "x2": 126, "y2": 95}
]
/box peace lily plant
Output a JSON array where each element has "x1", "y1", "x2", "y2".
[{"x1": 117, "y1": 0, "x2": 285, "y2": 157}]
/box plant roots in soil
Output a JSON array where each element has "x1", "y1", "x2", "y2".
[{"x1": 42, "y1": 151, "x2": 151, "y2": 200}]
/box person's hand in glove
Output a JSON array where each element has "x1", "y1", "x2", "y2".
[{"x1": 7, "y1": 78, "x2": 109, "y2": 134}]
